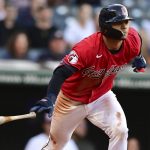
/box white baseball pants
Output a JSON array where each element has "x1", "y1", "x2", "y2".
[{"x1": 42, "y1": 90, "x2": 128, "y2": 150}]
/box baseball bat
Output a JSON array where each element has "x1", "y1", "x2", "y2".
[{"x1": 0, "y1": 112, "x2": 36, "y2": 125}]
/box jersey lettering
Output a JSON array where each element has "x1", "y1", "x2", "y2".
[
  {"x1": 81, "y1": 64, "x2": 126, "y2": 79},
  {"x1": 82, "y1": 66, "x2": 105, "y2": 79},
  {"x1": 104, "y1": 64, "x2": 127, "y2": 78}
]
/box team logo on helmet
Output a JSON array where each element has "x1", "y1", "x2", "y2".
[
  {"x1": 68, "y1": 51, "x2": 78, "y2": 64},
  {"x1": 121, "y1": 6, "x2": 128, "y2": 16}
]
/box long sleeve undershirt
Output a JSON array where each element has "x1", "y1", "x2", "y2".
[{"x1": 46, "y1": 64, "x2": 78, "y2": 102}]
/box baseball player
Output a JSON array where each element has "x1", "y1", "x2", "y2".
[{"x1": 30, "y1": 4, "x2": 146, "y2": 150}]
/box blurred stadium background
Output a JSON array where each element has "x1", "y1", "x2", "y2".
[{"x1": 0, "y1": 0, "x2": 149, "y2": 150}]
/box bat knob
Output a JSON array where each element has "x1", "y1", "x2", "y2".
[{"x1": 0, "y1": 117, "x2": 6, "y2": 125}]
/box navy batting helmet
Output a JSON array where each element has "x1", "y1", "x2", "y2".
[{"x1": 99, "y1": 4, "x2": 133, "y2": 39}]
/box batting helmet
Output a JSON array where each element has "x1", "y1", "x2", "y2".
[{"x1": 99, "y1": 4, "x2": 133, "y2": 39}]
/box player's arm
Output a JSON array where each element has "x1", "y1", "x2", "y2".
[
  {"x1": 30, "y1": 64, "x2": 78, "y2": 117},
  {"x1": 30, "y1": 39, "x2": 88, "y2": 116},
  {"x1": 132, "y1": 34, "x2": 147, "y2": 72}
]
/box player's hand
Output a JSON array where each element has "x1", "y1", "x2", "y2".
[
  {"x1": 30, "y1": 95, "x2": 56, "y2": 117},
  {"x1": 132, "y1": 55, "x2": 146, "y2": 72}
]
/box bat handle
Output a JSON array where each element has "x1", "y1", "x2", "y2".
[{"x1": 11, "y1": 112, "x2": 36, "y2": 120}]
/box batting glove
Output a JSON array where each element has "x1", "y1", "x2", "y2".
[
  {"x1": 132, "y1": 55, "x2": 146, "y2": 73},
  {"x1": 30, "y1": 94, "x2": 56, "y2": 118}
]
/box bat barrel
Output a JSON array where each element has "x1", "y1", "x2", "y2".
[{"x1": 0, "y1": 112, "x2": 36, "y2": 125}]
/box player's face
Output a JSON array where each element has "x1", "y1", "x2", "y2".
[{"x1": 112, "y1": 20, "x2": 130, "y2": 38}]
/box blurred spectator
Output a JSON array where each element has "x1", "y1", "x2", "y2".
[
  {"x1": 47, "y1": 0, "x2": 70, "y2": 7},
  {"x1": 2, "y1": 31, "x2": 31, "y2": 60},
  {"x1": 127, "y1": 136, "x2": 141, "y2": 150},
  {"x1": 141, "y1": 19, "x2": 150, "y2": 65},
  {"x1": 64, "y1": 3, "x2": 96, "y2": 48},
  {"x1": 75, "y1": 0, "x2": 101, "y2": 6},
  {"x1": 24, "y1": 113, "x2": 79, "y2": 150},
  {"x1": 73, "y1": 119, "x2": 96, "y2": 150},
  {"x1": 0, "y1": 4, "x2": 19, "y2": 47},
  {"x1": 93, "y1": 7, "x2": 101, "y2": 31},
  {"x1": 52, "y1": 5, "x2": 70, "y2": 30},
  {"x1": 0, "y1": 0, "x2": 6, "y2": 21},
  {"x1": 17, "y1": 0, "x2": 48, "y2": 28},
  {"x1": 38, "y1": 30, "x2": 68, "y2": 61},
  {"x1": 8, "y1": 0, "x2": 30, "y2": 9},
  {"x1": 139, "y1": 28, "x2": 150, "y2": 65},
  {"x1": 27, "y1": 6, "x2": 58, "y2": 48}
]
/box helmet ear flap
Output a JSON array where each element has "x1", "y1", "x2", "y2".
[
  {"x1": 99, "y1": 8, "x2": 108, "y2": 32},
  {"x1": 99, "y1": 13, "x2": 111, "y2": 34},
  {"x1": 99, "y1": 8, "x2": 115, "y2": 33}
]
